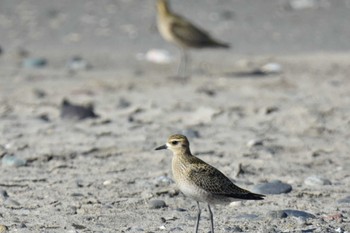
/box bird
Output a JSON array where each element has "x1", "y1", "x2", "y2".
[
  {"x1": 155, "y1": 134, "x2": 264, "y2": 233},
  {"x1": 156, "y1": 0, "x2": 230, "y2": 76}
]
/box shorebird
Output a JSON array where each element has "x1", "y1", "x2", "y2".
[
  {"x1": 156, "y1": 0, "x2": 230, "y2": 76},
  {"x1": 155, "y1": 134, "x2": 264, "y2": 233}
]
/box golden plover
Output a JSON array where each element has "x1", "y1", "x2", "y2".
[
  {"x1": 156, "y1": 0, "x2": 230, "y2": 76},
  {"x1": 155, "y1": 134, "x2": 264, "y2": 233}
]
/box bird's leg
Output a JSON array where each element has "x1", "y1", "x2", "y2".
[
  {"x1": 195, "y1": 201, "x2": 201, "y2": 233},
  {"x1": 208, "y1": 204, "x2": 214, "y2": 233},
  {"x1": 177, "y1": 48, "x2": 188, "y2": 77}
]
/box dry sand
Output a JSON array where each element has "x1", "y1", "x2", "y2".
[{"x1": 0, "y1": 0, "x2": 350, "y2": 232}]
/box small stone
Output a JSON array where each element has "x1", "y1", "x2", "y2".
[
  {"x1": 304, "y1": 175, "x2": 331, "y2": 186},
  {"x1": 103, "y1": 180, "x2": 112, "y2": 186},
  {"x1": 1, "y1": 154, "x2": 27, "y2": 167},
  {"x1": 176, "y1": 207, "x2": 187, "y2": 212},
  {"x1": 38, "y1": 114, "x2": 50, "y2": 122},
  {"x1": 33, "y1": 89, "x2": 47, "y2": 98},
  {"x1": 66, "y1": 56, "x2": 91, "y2": 72},
  {"x1": 170, "y1": 226, "x2": 183, "y2": 231},
  {"x1": 154, "y1": 175, "x2": 174, "y2": 186},
  {"x1": 252, "y1": 180, "x2": 292, "y2": 194},
  {"x1": 0, "y1": 189, "x2": 9, "y2": 201},
  {"x1": 0, "y1": 225, "x2": 8, "y2": 233},
  {"x1": 282, "y1": 209, "x2": 316, "y2": 219},
  {"x1": 335, "y1": 227, "x2": 344, "y2": 233},
  {"x1": 247, "y1": 139, "x2": 264, "y2": 148},
  {"x1": 60, "y1": 99, "x2": 99, "y2": 120},
  {"x1": 22, "y1": 57, "x2": 47, "y2": 68},
  {"x1": 180, "y1": 129, "x2": 200, "y2": 138},
  {"x1": 259, "y1": 63, "x2": 282, "y2": 74},
  {"x1": 288, "y1": 0, "x2": 318, "y2": 10},
  {"x1": 142, "y1": 49, "x2": 173, "y2": 64},
  {"x1": 72, "y1": 223, "x2": 86, "y2": 230},
  {"x1": 149, "y1": 199, "x2": 167, "y2": 209},
  {"x1": 268, "y1": 210, "x2": 288, "y2": 219},
  {"x1": 117, "y1": 98, "x2": 131, "y2": 109},
  {"x1": 225, "y1": 225, "x2": 243, "y2": 232},
  {"x1": 125, "y1": 226, "x2": 144, "y2": 232},
  {"x1": 337, "y1": 196, "x2": 350, "y2": 204}
]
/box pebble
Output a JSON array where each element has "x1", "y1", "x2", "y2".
[
  {"x1": 224, "y1": 226, "x2": 243, "y2": 232},
  {"x1": 149, "y1": 199, "x2": 167, "y2": 209},
  {"x1": 304, "y1": 175, "x2": 331, "y2": 186},
  {"x1": 268, "y1": 210, "x2": 288, "y2": 219},
  {"x1": 247, "y1": 139, "x2": 264, "y2": 148},
  {"x1": 1, "y1": 154, "x2": 27, "y2": 167},
  {"x1": 337, "y1": 196, "x2": 350, "y2": 204},
  {"x1": 144, "y1": 49, "x2": 173, "y2": 64},
  {"x1": 0, "y1": 189, "x2": 9, "y2": 201},
  {"x1": 154, "y1": 175, "x2": 174, "y2": 186},
  {"x1": 125, "y1": 226, "x2": 144, "y2": 232},
  {"x1": 259, "y1": 62, "x2": 282, "y2": 74},
  {"x1": 66, "y1": 56, "x2": 91, "y2": 71},
  {"x1": 283, "y1": 209, "x2": 316, "y2": 219},
  {"x1": 33, "y1": 89, "x2": 47, "y2": 98},
  {"x1": 0, "y1": 225, "x2": 8, "y2": 233},
  {"x1": 117, "y1": 98, "x2": 131, "y2": 109},
  {"x1": 176, "y1": 207, "x2": 187, "y2": 212},
  {"x1": 288, "y1": 0, "x2": 319, "y2": 10},
  {"x1": 180, "y1": 129, "x2": 200, "y2": 138},
  {"x1": 103, "y1": 180, "x2": 112, "y2": 186},
  {"x1": 60, "y1": 99, "x2": 99, "y2": 120},
  {"x1": 170, "y1": 226, "x2": 183, "y2": 231},
  {"x1": 252, "y1": 180, "x2": 292, "y2": 194},
  {"x1": 22, "y1": 57, "x2": 47, "y2": 68}
]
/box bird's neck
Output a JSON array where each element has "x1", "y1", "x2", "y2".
[
  {"x1": 157, "y1": 0, "x2": 171, "y2": 17},
  {"x1": 173, "y1": 148, "x2": 193, "y2": 163}
]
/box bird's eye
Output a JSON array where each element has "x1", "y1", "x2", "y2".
[{"x1": 171, "y1": 141, "x2": 178, "y2": 145}]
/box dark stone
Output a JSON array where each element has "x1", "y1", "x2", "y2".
[
  {"x1": 60, "y1": 99, "x2": 99, "y2": 120},
  {"x1": 225, "y1": 225, "x2": 243, "y2": 232},
  {"x1": 337, "y1": 196, "x2": 350, "y2": 204},
  {"x1": 268, "y1": 210, "x2": 288, "y2": 219},
  {"x1": 282, "y1": 209, "x2": 316, "y2": 219},
  {"x1": 149, "y1": 199, "x2": 167, "y2": 209},
  {"x1": 22, "y1": 57, "x2": 47, "y2": 68},
  {"x1": 252, "y1": 180, "x2": 292, "y2": 194}
]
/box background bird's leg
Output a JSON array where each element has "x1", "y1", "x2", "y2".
[
  {"x1": 208, "y1": 204, "x2": 214, "y2": 233},
  {"x1": 195, "y1": 201, "x2": 201, "y2": 233},
  {"x1": 177, "y1": 48, "x2": 188, "y2": 77}
]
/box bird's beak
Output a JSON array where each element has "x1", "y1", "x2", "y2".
[{"x1": 155, "y1": 144, "x2": 167, "y2": 150}]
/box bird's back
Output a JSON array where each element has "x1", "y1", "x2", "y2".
[
  {"x1": 172, "y1": 154, "x2": 264, "y2": 204},
  {"x1": 156, "y1": 0, "x2": 230, "y2": 49}
]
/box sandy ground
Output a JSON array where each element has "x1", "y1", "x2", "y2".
[{"x1": 1, "y1": 0, "x2": 350, "y2": 232}]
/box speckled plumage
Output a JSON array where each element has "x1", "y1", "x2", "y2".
[{"x1": 155, "y1": 134, "x2": 264, "y2": 233}]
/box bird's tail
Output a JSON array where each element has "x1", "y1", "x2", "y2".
[{"x1": 210, "y1": 40, "x2": 230, "y2": 48}]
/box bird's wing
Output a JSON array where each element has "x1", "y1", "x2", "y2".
[
  {"x1": 169, "y1": 16, "x2": 213, "y2": 47},
  {"x1": 188, "y1": 161, "x2": 263, "y2": 200}
]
